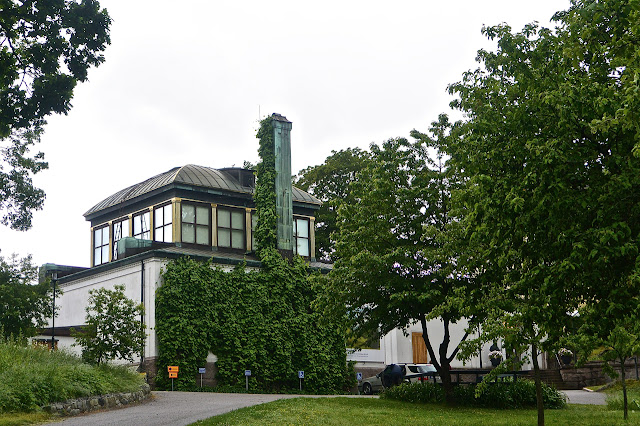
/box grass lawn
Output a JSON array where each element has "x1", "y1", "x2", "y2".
[
  {"x1": 0, "y1": 412, "x2": 52, "y2": 425},
  {"x1": 191, "y1": 397, "x2": 639, "y2": 425}
]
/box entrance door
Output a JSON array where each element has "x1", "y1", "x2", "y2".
[{"x1": 412, "y1": 332, "x2": 428, "y2": 363}]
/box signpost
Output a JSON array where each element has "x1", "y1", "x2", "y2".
[
  {"x1": 168, "y1": 366, "x2": 179, "y2": 391},
  {"x1": 245, "y1": 370, "x2": 251, "y2": 392},
  {"x1": 198, "y1": 367, "x2": 206, "y2": 387},
  {"x1": 298, "y1": 371, "x2": 304, "y2": 391}
]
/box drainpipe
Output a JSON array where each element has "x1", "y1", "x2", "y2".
[
  {"x1": 140, "y1": 260, "x2": 145, "y2": 366},
  {"x1": 51, "y1": 272, "x2": 57, "y2": 350}
]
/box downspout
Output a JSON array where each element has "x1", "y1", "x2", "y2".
[{"x1": 140, "y1": 260, "x2": 145, "y2": 366}]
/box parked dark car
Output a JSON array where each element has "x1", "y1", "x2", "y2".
[{"x1": 358, "y1": 364, "x2": 438, "y2": 395}]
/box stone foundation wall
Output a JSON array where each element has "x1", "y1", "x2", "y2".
[
  {"x1": 42, "y1": 384, "x2": 150, "y2": 416},
  {"x1": 560, "y1": 360, "x2": 640, "y2": 389}
]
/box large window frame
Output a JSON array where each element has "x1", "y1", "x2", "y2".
[
  {"x1": 133, "y1": 210, "x2": 151, "y2": 240},
  {"x1": 93, "y1": 225, "x2": 110, "y2": 266},
  {"x1": 181, "y1": 202, "x2": 210, "y2": 245},
  {"x1": 217, "y1": 207, "x2": 245, "y2": 251},
  {"x1": 293, "y1": 217, "x2": 310, "y2": 257},
  {"x1": 154, "y1": 203, "x2": 173, "y2": 243},
  {"x1": 112, "y1": 218, "x2": 130, "y2": 260}
]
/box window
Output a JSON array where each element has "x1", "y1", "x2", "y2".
[
  {"x1": 250, "y1": 212, "x2": 257, "y2": 251},
  {"x1": 293, "y1": 217, "x2": 310, "y2": 257},
  {"x1": 93, "y1": 225, "x2": 109, "y2": 266},
  {"x1": 154, "y1": 204, "x2": 172, "y2": 243},
  {"x1": 133, "y1": 211, "x2": 150, "y2": 239},
  {"x1": 217, "y1": 208, "x2": 245, "y2": 250},
  {"x1": 182, "y1": 203, "x2": 210, "y2": 245},
  {"x1": 112, "y1": 218, "x2": 129, "y2": 260}
]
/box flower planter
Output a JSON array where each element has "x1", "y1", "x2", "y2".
[
  {"x1": 490, "y1": 358, "x2": 501, "y2": 367},
  {"x1": 561, "y1": 355, "x2": 572, "y2": 365}
]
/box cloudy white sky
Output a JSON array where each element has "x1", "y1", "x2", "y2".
[{"x1": 1, "y1": 0, "x2": 570, "y2": 268}]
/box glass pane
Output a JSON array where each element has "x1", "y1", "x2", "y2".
[
  {"x1": 94, "y1": 248, "x2": 101, "y2": 265},
  {"x1": 94, "y1": 229, "x2": 102, "y2": 247},
  {"x1": 164, "y1": 204, "x2": 172, "y2": 225},
  {"x1": 155, "y1": 227, "x2": 163, "y2": 242},
  {"x1": 196, "y1": 206, "x2": 209, "y2": 225},
  {"x1": 114, "y1": 223, "x2": 122, "y2": 241},
  {"x1": 196, "y1": 225, "x2": 209, "y2": 245},
  {"x1": 182, "y1": 224, "x2": 194, "y2": 243},
  {"x1": 141, "y1": 212, "x2": 150, "y2": 232},
  {"x1": 102, "y1": 227, "x2": 109, "y2": 243},
  {"x1": 102, "y1": 246, "x2": 109, "y2": 262},
  {"x1": 218, "y1": 229, "x2": 230, "y2": 247},
  {"x1": 218, "y1": 209, "x2": 230, "y2": 228},
  {"x1": 133, "y1": 215, "x2": 141, "y2": 235},
  {"x1": 297, "y1": 238, "x2": 310, "y2": 256},
  {"x1": 155, "y1": 208, "x2": 163, "y2": 229},
  {"x1": 231, "y1": 211, "x2": 244, "y2": 230},
  {"x1": 122, "y1": 220, "x2": 129, "y2": 238},
  {"x1": 251, "y1": 214, "x2": 257, "y2": 230},
  {"x1": 182, "y1": 204, "x2": 195, "y2": 223},
  {"x1": 142, "y1": 231, "x2": 150, "y2": 240},
  {"x1": 164, "y1": 224, "x2": 172, "y2": 243},
  {"x1": 293, "y1": 219, "x2": 297, "y2": 236},
  {"x1": 296, "y1": 219, "x2": 309, "y2": 238},
  {"x1": 232, "y1": 230, "x2": 244, "y2": 249}
]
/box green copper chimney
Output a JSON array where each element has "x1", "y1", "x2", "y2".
[{"x1": 271, "y1": 113, "x2": 293, "y2": 253}]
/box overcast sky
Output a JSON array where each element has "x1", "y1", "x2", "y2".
[{"x1": 0, "y1": 0, "x2": 570, "y2": 269}]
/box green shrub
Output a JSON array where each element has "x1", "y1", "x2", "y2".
[
  {"x1": 381, "y1": 380, "x2": 566, "y2": 409},
  {"x1": 606, "y1": 397, "x2": 640, "y2": 411},
  {"x1": 0, "y1": 341, "x2": 145, "y2": 413}
]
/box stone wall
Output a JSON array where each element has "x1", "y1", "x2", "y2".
[
  {"x1": 42, "y1": 384, "x2": 150, "y2": 416},
  {"x1": 560, "y1": 360, "x2": 640, "y2": 389}
]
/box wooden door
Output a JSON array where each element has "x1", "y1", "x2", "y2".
[{"x1": 412, "y1": 332, "x2": 428, "y2": 363}]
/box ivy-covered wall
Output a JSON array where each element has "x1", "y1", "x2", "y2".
[
  {"x1": 155, "y1": 254, "x2": 352, "y2": 393},
  {"x1": 155, "y1": 115, "x2": 352, "y2": 393}
]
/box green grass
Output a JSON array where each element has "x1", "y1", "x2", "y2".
[
  {"x1": 600, "y1": 379, "x2": 640, "y2": 411},
  {"x1": 191, "y1": 397, "x2": 639, "y2": 425},
  {"x1": 0, "y1": 341, "x2": 145, "y2": 413},
  {"x1": 0, "y1": 412, "x2": 53, "y2": 425}
]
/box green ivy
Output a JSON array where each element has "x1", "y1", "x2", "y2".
[
  {"x1": 155, "y1": 256, "x2": 353, "y2": 393},
  {"x1": 254, "y1": 116, "x2": 277, "y2": 254}
]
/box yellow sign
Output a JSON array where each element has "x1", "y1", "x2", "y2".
[
  {"x1": 169, "y1": 372, "x2": 178, "y2": 379},
  {"x1": 168, "y1": 366, "x2": 179, "y2": 373}
]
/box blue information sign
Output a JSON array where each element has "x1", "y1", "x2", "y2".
[
  {"x1": 298, "y1": 371, "x2": 304, "y2": 379},
  {"x1": 245, "y1": 370, "x2": 251, "y2": 376},
  {"x1": 199, "y1": 367, "x2": 206, "y2": 374}
]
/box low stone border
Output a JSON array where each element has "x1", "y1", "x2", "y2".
[{"x1": 42, "y1": 384, "x2": 151, "y2": 416}]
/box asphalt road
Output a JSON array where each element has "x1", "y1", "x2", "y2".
[
  {"x1": 42, "y1": 390, "x2": 605, "y2": 426},
  {"x1": 42, "y1": 392, "x2": 371, "y2": 426}
]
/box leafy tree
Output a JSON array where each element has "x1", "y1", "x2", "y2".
[
  {"x1": 573, "y1": 284, "x2": 640, "y2": 420},
  {"x1": 0, "y1": 253, "x2": 52, "y2": 338},
  {"x1": 73, "y1": 284, "x2": 145, "y2": 365},
  {"x1": 326, "y1": 130, "x2": 480, "y2": 403},
  {"x1": 295, "y1": 148, "x2": 370, "y2": 261},
  {"x1": 443, "y1": 1, "x2": 640, "y2": 423},
  {"x1": 0, "y1": 0, "x2": 111, "y2": 230}
]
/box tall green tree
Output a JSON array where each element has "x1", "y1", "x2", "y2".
[
  {"x1": 0, "y1": 0, "x2": 111, "y2": 230},
  {"x1": 444, "y1": 1, "x2": 640, "y2": 423},
  {"x1": 0, "y1": 253, "x2": 52, "y2": 338},
  {"x1": 295, "y1": 148, "x2": 370, "y2": 261},
  {"x1": 326, "y1": 130, "x2": 479, "y2": 403},
  {"x1": 73, "y1": 284, "x2": 145, "y2": 365}
]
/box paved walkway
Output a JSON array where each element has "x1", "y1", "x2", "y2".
[
  {"x1": 562, "y1": 389, "x2": 607, "y2": 405},
  {"x1": 43, "y1": 390, "x2": 605, "y2": 425},
  {"x1": 43, "y1": 392, "x2": 372, "y2": 426}
]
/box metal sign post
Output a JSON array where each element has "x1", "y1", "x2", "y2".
[
  {"x1": 298, "y1": 371, "x2": 304, "y2": 391},
  {"x1": 245, "y1": 370, "x2": 251, "y2": 392},
  {"x1": 199, "y1": 367, "x2": 206, "y2": 387},
  {"x1": 168, "y1": 366, "x2": 179, "y2": 391}
]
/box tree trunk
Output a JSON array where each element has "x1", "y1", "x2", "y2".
[
  {"x1": 531, "y1": 342, "x2": 544, "y2": 426},
  {"x1": 621, "y1": 357, "x2": 628, "y2": 421}
]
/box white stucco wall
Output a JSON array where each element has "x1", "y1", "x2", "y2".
[{"x1": 348, "y1": 317, "x2": 545, "y2": 370}]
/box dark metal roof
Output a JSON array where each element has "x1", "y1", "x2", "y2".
[{"x1": 84, "y1": 164, "x2": 321, "y2": 218}]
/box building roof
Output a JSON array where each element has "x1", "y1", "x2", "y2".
[{"x1": 84, "y1": 164, "x2": 321, "y2": 218}]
